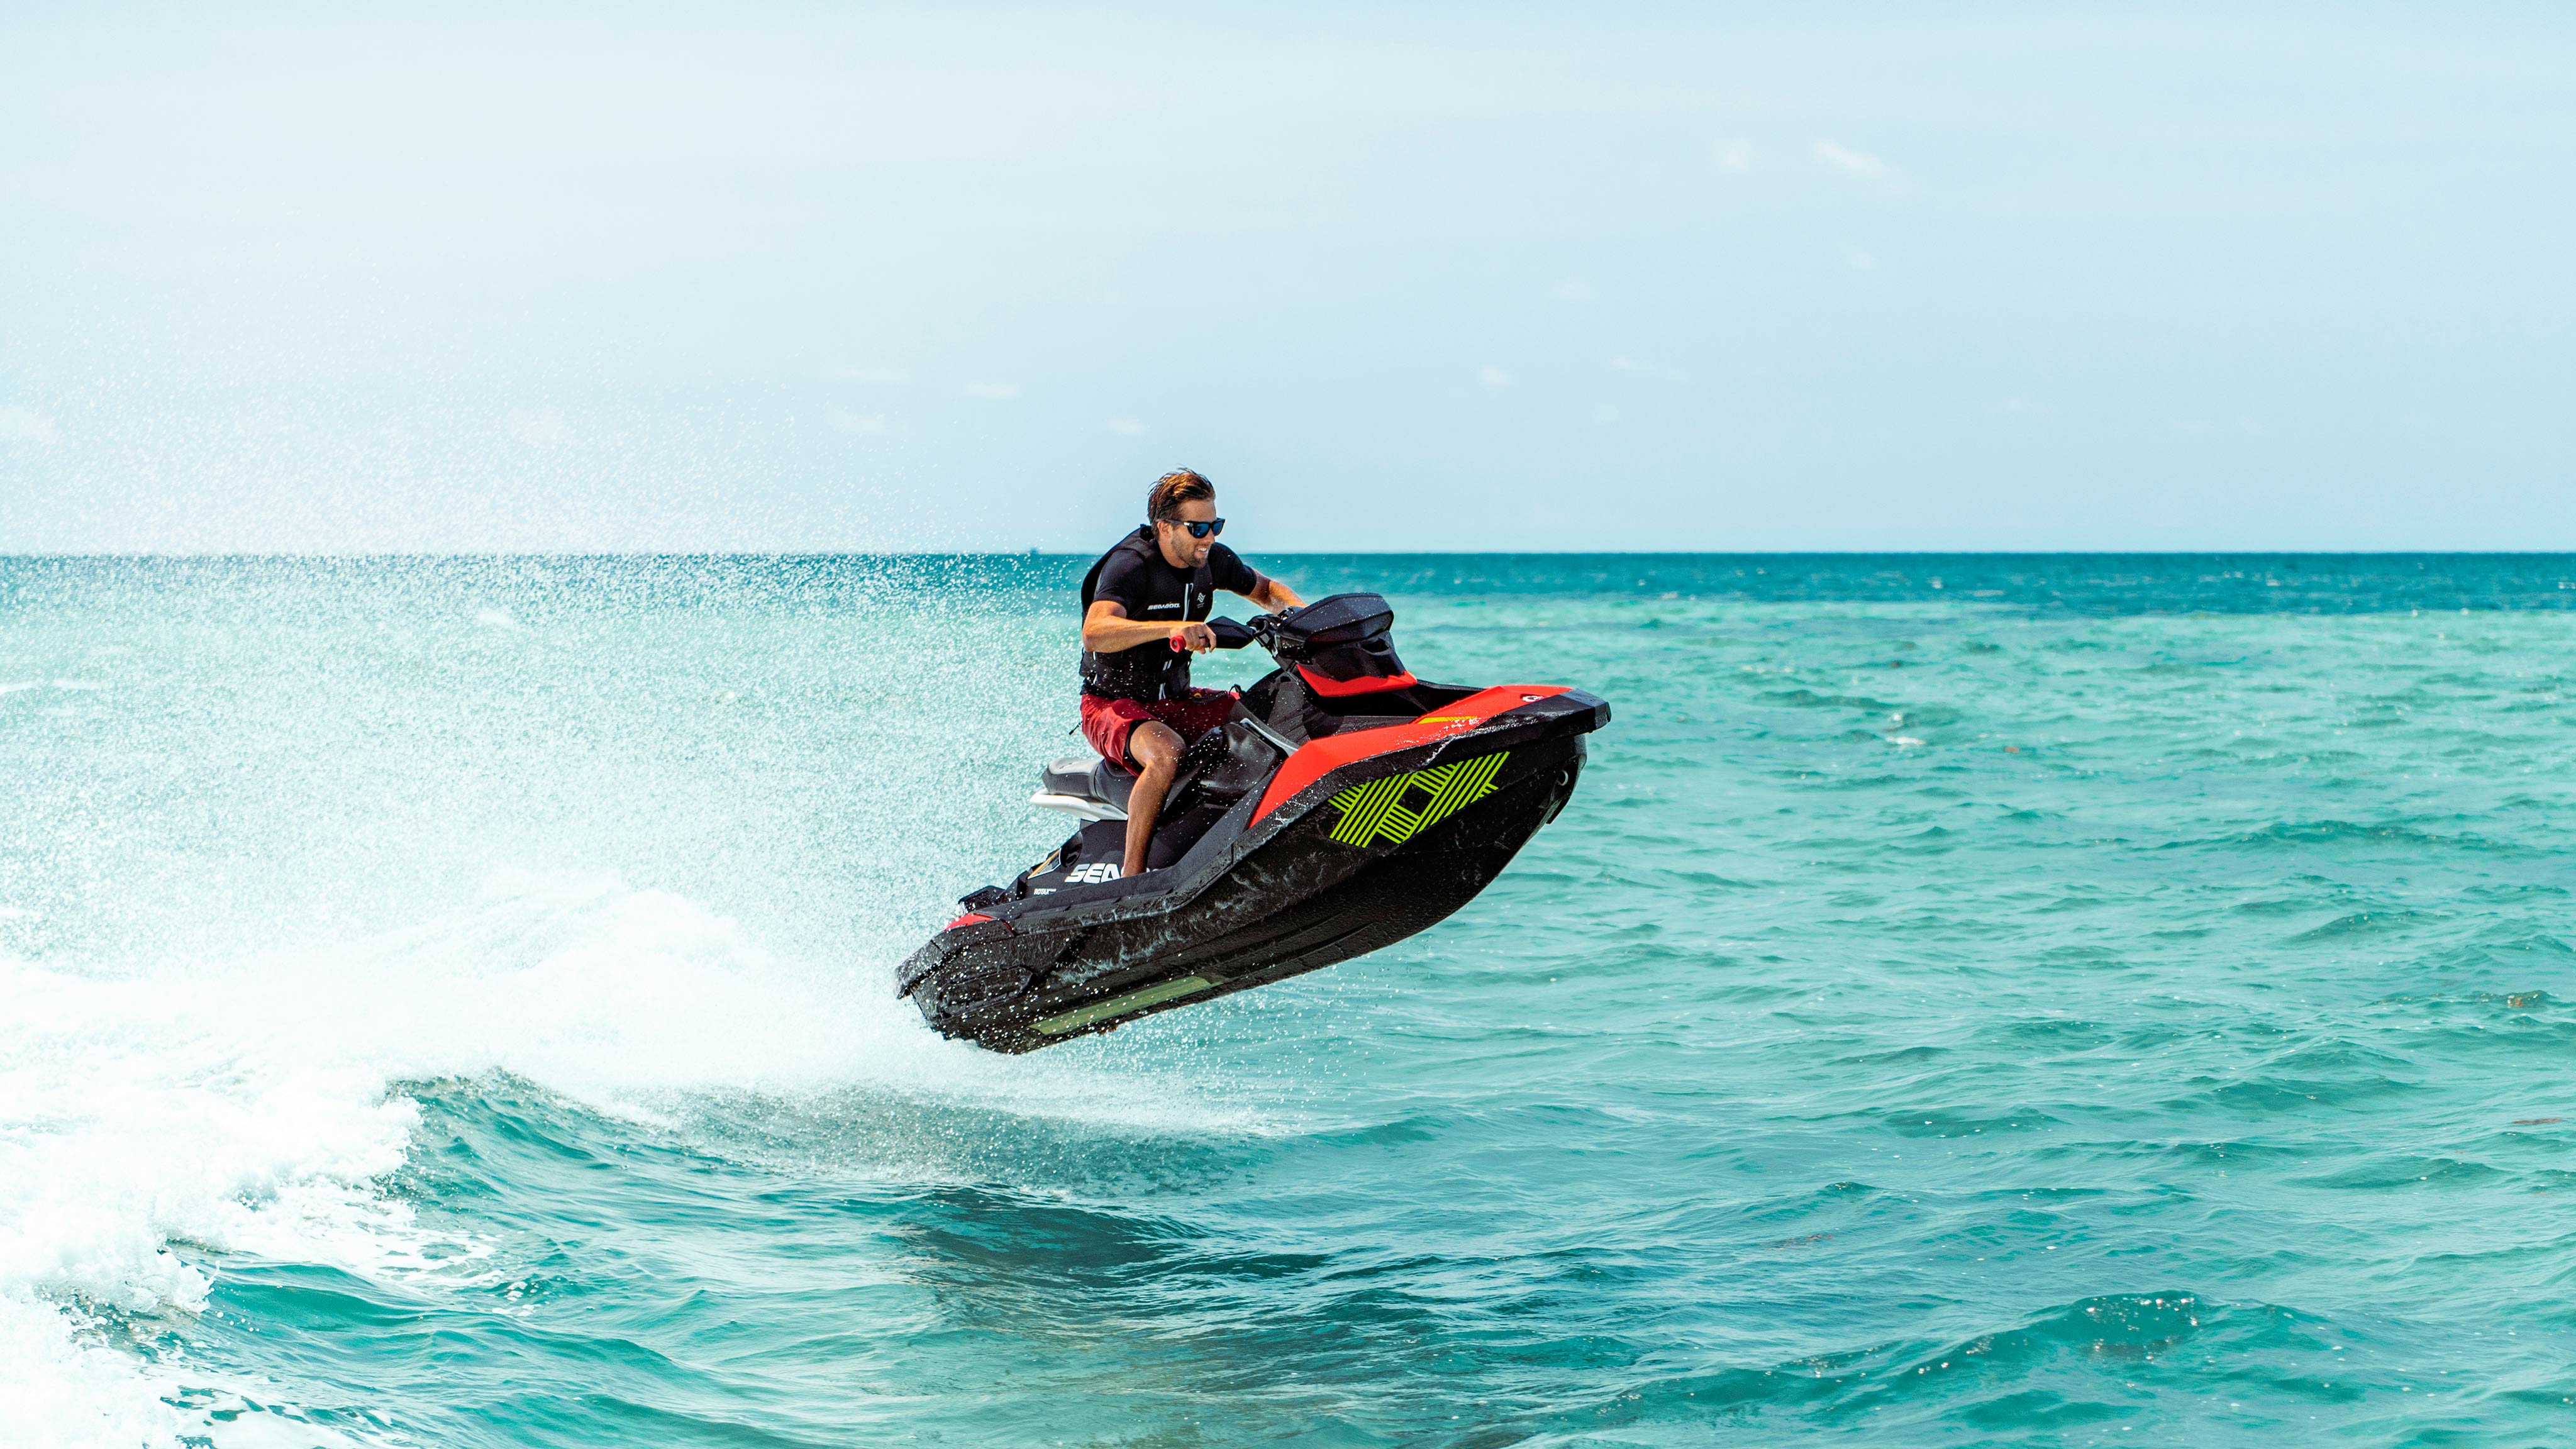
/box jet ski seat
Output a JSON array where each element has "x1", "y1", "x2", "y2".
[{"x1": 1036, "y1": 755, "x2": 1137, "y2": 819}]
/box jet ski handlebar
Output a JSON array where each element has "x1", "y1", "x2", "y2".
[
  {"x1": 1202, "y1": 593, "x2": 1399, "y2": 660},
  {"x1": 1202, "y1": 615, "x2": 1267, "y2": 650}
]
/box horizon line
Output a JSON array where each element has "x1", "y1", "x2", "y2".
[{"x1": 8, "y1": 548, "x2": 2576, "y2": 562}]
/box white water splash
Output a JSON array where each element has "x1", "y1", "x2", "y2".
[{"x1": 0, "y1": 863, "x2": 1266, "y2": 1445}]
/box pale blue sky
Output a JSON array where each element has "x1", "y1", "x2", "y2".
[{"x1": 3, "y1": 3, "x2": 2570, "y2": 552}]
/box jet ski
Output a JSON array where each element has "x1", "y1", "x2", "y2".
[{"x1": 896, "y1": 592, "x2": 1610, "y2": 1052}]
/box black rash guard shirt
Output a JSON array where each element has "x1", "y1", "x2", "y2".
[{"x1": 1090, "y1": 539, "x2": 1260, "y2": 634}]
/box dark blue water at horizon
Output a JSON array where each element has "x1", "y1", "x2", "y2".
[{"x1": 8, "y1": 550, "x2": 2576, "y2": 616}]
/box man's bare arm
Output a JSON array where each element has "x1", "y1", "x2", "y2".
[
  {"x1": 1084, "y1": 600, "x2": 1216, "y2": 654},
  {"x1": 1246, "y1": 575, "x2": 1304, "y2": 611}
]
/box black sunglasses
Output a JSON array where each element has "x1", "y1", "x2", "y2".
[{"x1": 1161, "y1": 517, "x2": 1225, "y2": 539}]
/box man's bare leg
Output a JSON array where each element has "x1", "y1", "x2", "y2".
[{"x1": 1121, "y1": 721, "x2": 1185, "y2": 879}]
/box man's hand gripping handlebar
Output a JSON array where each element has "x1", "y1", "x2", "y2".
[{"x1": 1175, "y1": 616, "x2": 1275, "y2": 653}]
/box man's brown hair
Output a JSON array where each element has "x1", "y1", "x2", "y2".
[{"x1": 1145, "y1": 469, "x2": 1215, "y2": 523}]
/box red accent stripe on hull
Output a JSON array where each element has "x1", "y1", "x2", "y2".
[
  {"x1": 1296, "y1": 665, "x2": 1420, "y2": 697},
  {"x1": 1252, "y1": 685, "x2": 1570, "y2": 823}
]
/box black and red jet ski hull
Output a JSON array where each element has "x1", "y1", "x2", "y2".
[{"x1": 898, "y1": 685, "x2": 1607, "y2": 1053}]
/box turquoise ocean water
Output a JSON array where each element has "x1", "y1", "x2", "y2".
[{"x1": 5, "y1": 554, "x2": 2575, "y2": 1446}]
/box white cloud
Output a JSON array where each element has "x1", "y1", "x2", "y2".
[
  {"x1": 964, "y1": 382, "x2": 1023, "y2": 399},
  {"x1": 1552, "y1": 276, "x2": 1596, "y2": 303},
  {"x1": 1715, "y1": 137, "x2": 1755, "y2": 172},
  {"x1": 1592, "y1": 404, "x2": 1620, "y2": 424},
  {"x1": 1104, "y1": 416, "x2": 1147, "y2": 436},
  {"x1": 833, "y1": 366, "x2": 908, "y2": 385},
  {"x1": 1813, "y1": 139, "x2": 1890, "y2": 178},
  {"x1": 1478, "y1": 364, "x2": 1513, "y2": 389},
  {"x1": 0, "y1": 405, "x2": 62, "y2": 445},
  {"x1": 830, "y1": 409, "x2": 888, "y2": 435}
]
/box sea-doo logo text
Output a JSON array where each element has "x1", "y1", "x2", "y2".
[
  {"x1": 1324, "y1": 751, "x2": 1509, "y2": 848},
  {"x1": 1065, "y1": 862, "x2": 1123, "y2": 884}
]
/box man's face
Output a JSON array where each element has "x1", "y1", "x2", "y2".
[{"x1": 1155, "y1": 497, "x2": 1218, "y2": 568}]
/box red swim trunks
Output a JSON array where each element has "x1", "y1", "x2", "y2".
[{"x1": 1080, "y1": 689, "x2": 1238, "y2": 767}]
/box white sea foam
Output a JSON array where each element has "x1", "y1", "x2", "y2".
[
  {"x1": 1, "y1": 869, "x2": 1250, "y2": 1444},
  {"x1": 3, "y1": 1296, "x2": 192, "y2": 1448}
]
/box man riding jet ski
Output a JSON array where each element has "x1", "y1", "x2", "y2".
[
  {"x1": 897, "y1": 470, "x2": 1611, "y2": 1053},
  {"x1": 1077, "y1": 469, "x2": 1306, "y2": 880}
]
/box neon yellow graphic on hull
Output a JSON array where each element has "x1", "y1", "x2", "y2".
[{"x1": 1324, "y1": 750, "x2": 1509, "y2": 848}]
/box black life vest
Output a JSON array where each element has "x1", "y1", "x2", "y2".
[{"x1": 1079, "y1": 525, "x2": 1214, "y2": 702}]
